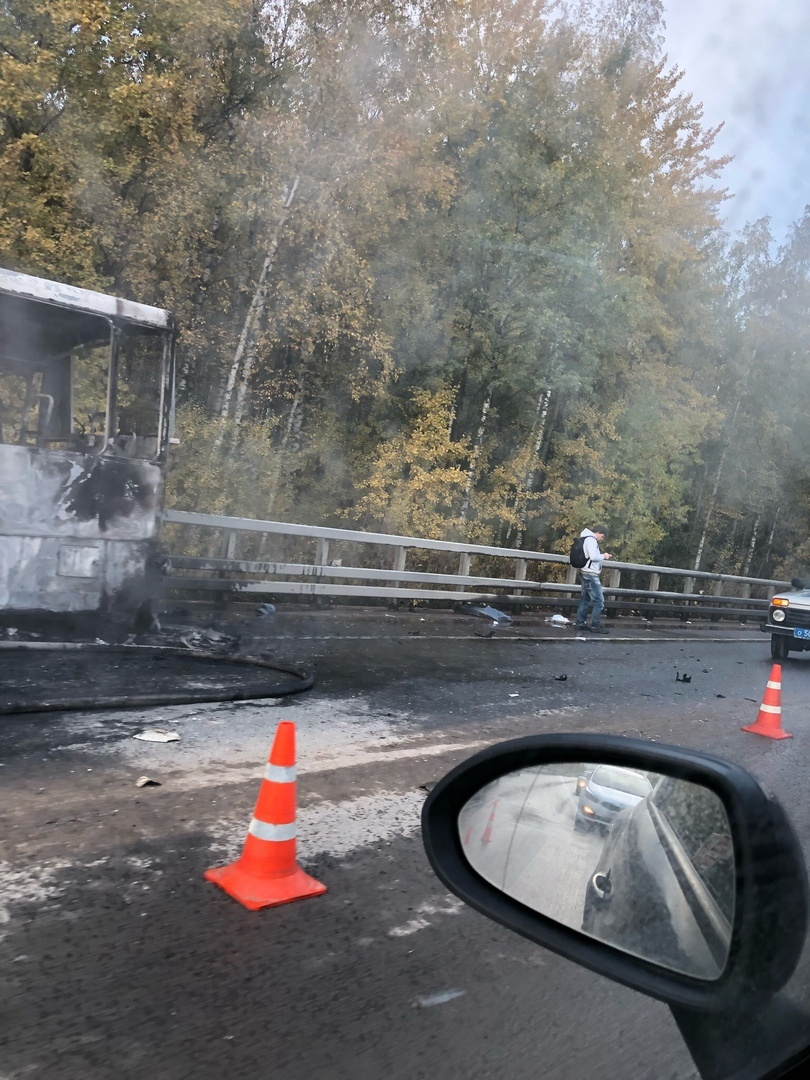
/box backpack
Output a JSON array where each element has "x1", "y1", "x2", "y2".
[{"x1": 569, "y1": 536, "x2": 588, "y2": 569}]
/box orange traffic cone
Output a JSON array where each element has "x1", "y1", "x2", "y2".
[
  {"x1": 742, "y1": 664, "x2": 793, "y2": 740},
  {"x1": 204, "y1": 720, "x2": 327, "y2": 909},
  {"x1": 481, "y1": 799, "x2": 498, "y2": 844}
]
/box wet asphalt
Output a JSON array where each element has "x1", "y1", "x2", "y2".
[{"x1": 1, "y1": 609, "x2": 808, "y2": 1080}]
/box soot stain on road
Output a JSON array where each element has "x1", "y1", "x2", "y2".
[{"x1": 2, "y1": 621, "x2": 805, "y2": 1080}]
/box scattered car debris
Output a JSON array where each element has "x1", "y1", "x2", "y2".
[
  {"x1": 548, "y1": 614, "x2": 570, "y2": 626},
  {"x1": 675, "y1": 672, "x2": 692, "y2": 683},
  {"x1": 133, "y1": 729, "x2": 181, "y2": 743},
  {"x1": 257, "y1": 603, "x2": 276, "y2": 617},
  {"x1": 716, "y1": 694, "x2": 726, "y2": 698},
  {"x1": 554, "y1": 674, "x2": 568, "y2": 681},
  {"x1": 178, "y1": 628, "x2": 240, "y2": 653},
  {"x1": 465, "y1": 605, "x2": 513, "y2": 624},
  {"x1": 408, "y1": 630, "x2": 422, "y2": 636},
  {"x1": 419, "y1": 781, "x2": 437, "y2": 793},
  {"x1": 135, "y1": 776, "x2": 162, "y2": 787}
]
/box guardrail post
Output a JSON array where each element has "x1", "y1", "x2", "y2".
[
  {"x1": 681, "y1": 576, "x2": 694, "y2": 621},
  {"x1": 648, "y1": 573, "x2": 660, "y2": 620},
  {"x1": 457, "y1": 552, "x2": 471, "y2": 591},
  {"x1": 605, "y1": 567, "x2": 620, "y2": 620},
  {"x1": 222, "y1": 530, "x2": 237, "y2": 560},
  {"x1": 564, "y1": 565, "x2": 577, "y2": 585},
  {"x1": 740, "y1": 582, "x2": 751, "y2": 622},
  {"x1": 390, "y1": 546, "x2": 407, "y2": 609},
  {"x1": 513, "y1": 557, "x2": 528, "y2": 613},
  {"x1": 711, "y1": 578, "x2": 723, "y2": 622},
  {"x1": 313, "y1": 537, "x2": 330, "y2": 608},
  {"x1": 215, "y1": 530, "x2": 238, "y2": 608}
]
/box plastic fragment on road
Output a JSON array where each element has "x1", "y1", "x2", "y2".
[
  {"x1": 548, "y1": 614, "x2": 570, "y2": 626},
  {"x1": 415, "y1": 989, "x2": 466, "y2": 1008},
  {"x1": 133, "y1": 729, "x2": 181, "y2": 743},
  {"x1": 466, "y1": 605, "x2": 513, "y2": 624},
  {"x1": 136, "y1": 776, "x2": 162, "y2": 787},
  {"x1": 257, "y1": 603, "x2": 276, "y2": 617}
]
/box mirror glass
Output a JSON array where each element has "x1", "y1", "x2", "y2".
[{"x1": 458, "y1": 762, "x2": 734, "y2": 980}]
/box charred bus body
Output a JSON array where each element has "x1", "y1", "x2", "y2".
[{"x1": 0, "y1": 268, "x2": 176, "y2": 622}]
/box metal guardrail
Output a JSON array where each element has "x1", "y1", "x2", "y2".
[{"x1": 160, "y1": 509, "x2": 788, "y2": 619}]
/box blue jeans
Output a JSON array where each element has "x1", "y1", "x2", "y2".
[{"x1": 577, "y1": 573, "x2": 604, "y2": 627}]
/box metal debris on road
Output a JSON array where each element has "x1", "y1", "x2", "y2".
[
  {"x1": 675, "y1": 672, "x2": 692, "y2": 683},
  {"x1": 133, "y1": 729, "x2": 181, "y2": 743},
  {"x1": 466, "y1": 605, "x2": 513, "y2": 624},
  {"x1": 554, "y1": 674, "x2": 568, "y2": 681},
  {"x1": 179, "y1": 628, "x2": 240, "y2": 653}
]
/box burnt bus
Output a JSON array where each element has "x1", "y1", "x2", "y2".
[{"x1": 0, "y1": 268, "x2": 176, "y2": 621}]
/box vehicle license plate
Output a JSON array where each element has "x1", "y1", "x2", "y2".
[{"x1": 793, "y1": 628, "x2": 810, "y2": 639}]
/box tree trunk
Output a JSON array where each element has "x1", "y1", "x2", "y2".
[
  {"x1": 759, "y1": 505, "x2": 781, "y2": 577},
  {"x1": 694, "y1": 350, "x2": 756, "y2": 570},
  {"x1": 262, "y1": 368, "x2": 306, "y2": 528},
  {"x1": 506, "y1": 389, "x2": 550, "y2": 546},
  {"x1": 693, "y1": 390, "x2": 746, "y2": 571},
  {"x1": 459, "y1": 390, "x2": 491, "y2": 522},
  {"x1": 742, "y1": 511, "x2": 760, "y2": 577},
  {"x1": 215, "y1": 177, "x2": 300, "y2": 447},
  {"x1": 515, "y1": 389, "x2": 551, "y2": 547}
]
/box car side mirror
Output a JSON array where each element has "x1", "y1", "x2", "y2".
[{"x1": 422, "y1": 735, "x2": 810, "y2": 1080}]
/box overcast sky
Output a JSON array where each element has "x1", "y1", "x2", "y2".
[{"x1": 660, "y1": 0, "x2": 810, "y2": 246}]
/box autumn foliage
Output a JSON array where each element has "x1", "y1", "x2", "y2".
[{"x1": 2, "y1": 1, "x2": 809, "y2": 577}]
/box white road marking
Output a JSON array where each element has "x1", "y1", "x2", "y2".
[
  {"x1": 415, "y1": 989, "x2": 467, "y2": 1007},
  {"x1": 210, "y1": 789, "x2": 427, "y2": 861},
  {"x1": 388, "y1": 895, "x2": 465, "y2": 936}
]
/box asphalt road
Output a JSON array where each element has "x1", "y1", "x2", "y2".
[{"x1": 1, "y1": 611, "x2": 808, "y2": 1080}]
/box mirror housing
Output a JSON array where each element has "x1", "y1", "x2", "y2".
[{"x1": 422, "y1": 734, "x2": 808, "y2": 1014}]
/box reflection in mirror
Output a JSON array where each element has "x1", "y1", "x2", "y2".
[{"x1": 458, "y1": 763, "x2": 735, "y2": 981}]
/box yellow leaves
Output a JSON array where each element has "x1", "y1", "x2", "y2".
[
  {"x1": 165, "y1": 406, "x2": 290, "y2": 548},
  {"x1": 352, "y1": 387, "x2": 470, "y2": 539}
]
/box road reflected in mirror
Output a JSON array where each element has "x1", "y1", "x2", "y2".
[{"x1": 458, "y1": 763, "x2": 734, "y2": 980}]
